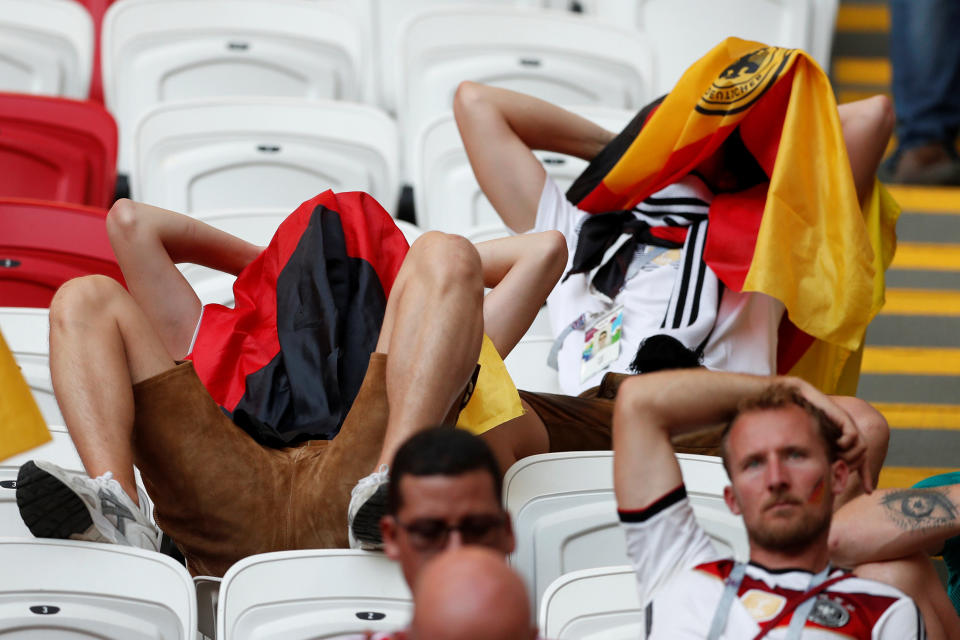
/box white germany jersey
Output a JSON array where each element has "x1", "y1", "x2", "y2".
[
  {"x1": 619, "y1": 487, "x2": 924, "y2": 639},
  {"x1": 533, "y1": 175, "x2": 784, "y2": 396}
]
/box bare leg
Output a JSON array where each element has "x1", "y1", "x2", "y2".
[
  {"x1": 856, "y1": 553, "x2": 960, "y2": 640},
  {"x1": 49, "y1": 275, "x2": 178, "y2": 504},
  {"x1": 480, "y1": 403, "x2": 551, "y2": 475},
  {"x1": 372, "y1": 232, "x2": 485, "y2": 469}
]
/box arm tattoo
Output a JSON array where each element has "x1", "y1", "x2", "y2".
[{"x1": 880, "y1": 488, "x2": 958, "y2": 531}]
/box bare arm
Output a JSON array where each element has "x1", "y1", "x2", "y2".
[
  {"x1": 476, "y1": 230, "x2": 567, "y2": 358},
  {"x1": 830, "y1": 485, "x2": 960, "y2": 568},
  {"x1": 838, "y1": 95, "x2": 895, "y2": 207},
  {"x1": 613, "y1": 370, "x2": 868, "y2": 511},
  {"x1": 453, "y1": 81, "x2": 615, "y2": 233},
  {"x1": 106, "y1": 199, "x2": 262, "y2": 359}
]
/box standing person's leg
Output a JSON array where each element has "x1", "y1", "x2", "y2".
[{"x1": 883, "y1": 0, "x2": 960, "y2": 185}]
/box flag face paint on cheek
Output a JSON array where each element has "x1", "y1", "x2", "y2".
[{"x1": 808, "y1": 477, "x2": 826, "y2": 504}]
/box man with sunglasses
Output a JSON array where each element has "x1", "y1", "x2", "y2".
[
  {"x1": 381, "y1": 427, "x2": 515, "y2": 588},
  {"x1": 331, "y1": 427, "x2": 521, "y2": 639}
]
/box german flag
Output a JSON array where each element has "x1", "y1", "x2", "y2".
[
  {"x1": 0, "y1": 330, "x2": 49, "y2": 462},
  {"x1": 188, "y1": 190, "x2": 409, "y2": 447},
  {"x1": 567, "y1": 38, "x2": 898, "y2": 394}
]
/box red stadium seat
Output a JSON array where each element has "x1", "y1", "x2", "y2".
[
  {"x1": 0, "y1": 93, "x2": 117, "y2": 208},
  {"x1": 74, "y1": 0, "x2": 117, "y2": 104},
  {"x1": 0, "y1": 198, "x2": 124, "y2": 308}
]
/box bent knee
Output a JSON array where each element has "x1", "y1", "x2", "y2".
[
  {"x1": 408, "y1": 231, "x2": 483, "y2": 288},
  {"x1": 540, "y1": 229, "x2": 568, "y2": 273},
  {"x1": 50, "y1": 275, "x2": 128, "y2": 327}
]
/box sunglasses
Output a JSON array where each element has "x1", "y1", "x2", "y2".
[{"x1": 396, "y1": 513, "x2": 507, "y2": 551}]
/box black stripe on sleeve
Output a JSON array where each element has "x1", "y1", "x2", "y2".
[{"x1": 618, "y1": 485, "x2": 687, "y2": 523}]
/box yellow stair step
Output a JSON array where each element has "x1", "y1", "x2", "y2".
[
  {"x1": 833, "y1": 57, "x2": 891, "y2": 86},
  {"x1": 891, "y1": 243, "x2": 960, "y2": 271},
  {"x1": 887, "y1": 185, "x2": 960, "y2": 214},
  {"x1": 862, "y1": 346, "x2": 960, "y2": 376},
  {"x1": 835, "y1": 4, "x2": 890, "y2": 32},
  {"x1": 874, "y1": 403, "x2": 960, "y2": 430},
  {"x1": 882, "y1": 289, "x2": 960, "y2": 316},
  {"x1": 878, "y1": 466, "x2": 958, "y2": 489}
]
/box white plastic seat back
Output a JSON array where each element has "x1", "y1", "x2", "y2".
[
  {"x1": 0, "y1": 538, "x2": 195, "y2": 638},
  {"x1": 132, "y1": 99, "x2": 399, "y2": 218},
  {"x1": 505, "y1": 451, "x2": 747, "y2": 615},
  {"x1": 103, "y1": 0, "x2": 369, "y2": 173},
  {"x1": 0, "y1": 0, "x2": 93, "y2": 98},
  {"x1": 504, "y1": 335, "x2": 561, "y2": 394},
  {"x1": 0, "y1": 426, "x2": 82, "y2": 539},
  {"x1": 588, "y1": 0, "x2": 814, "y2": 94},
  {"x1": 398, "y1": 6, "x2": 653, "y2": 174},
  {"x1": 218, "y1": 549, "x2": 412, "y2": 640},
  {"x1": 372, "y1": 0, "x2": 538, "y2": 111},
  {"x1": 539, "y1": 565, "x2": 643, "y2": 639},
  {"x1": 0, "y1": 307, "x2": 62, "y2": 426},
  {"x1": 810, "y1": 0, "x2": 839, "y2": 71},
  {"x1": 413, "y1": 107, "x2": 633, "y2": 236}
]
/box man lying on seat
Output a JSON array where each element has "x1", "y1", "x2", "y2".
[
  {"x1": 453, "y1": 39, "x2": 898, "y2": 481},
  {"x1": 14, "y1": 190, "x2": 600, "y2": 576},
  {"x1": 613, "y1": 368, "x2": 959, "y2": 638}
]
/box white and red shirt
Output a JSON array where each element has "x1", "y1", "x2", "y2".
[
  {"x1": 533, "y1": 175, "x2": 783, "y2": 396},
  {"x1": 620, "y1": 486, "x2": 925, "y2": 639}
]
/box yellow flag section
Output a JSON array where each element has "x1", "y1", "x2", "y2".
[
  {"x1": 0, "y1": 329, "x2": 50, "y2": 462},
  {"x1": 574, "y1": 38, "x2": 898, "y2": 394}
]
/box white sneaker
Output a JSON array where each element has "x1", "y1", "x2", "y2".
[
  {"x1": 347, "y1": 464, "x2": 390, "y2": 550},
  {"x1": 16, "y1": 460, "x2": 162, "y2": 552}
]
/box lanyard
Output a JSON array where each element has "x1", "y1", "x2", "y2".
[{"x1": 705, "y1": 563, "x2": 832, "y2": 640}]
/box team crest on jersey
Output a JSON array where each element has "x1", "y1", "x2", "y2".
[
  {"x1": 740, "y1": 589, "x2": 786, "y2": 622},
  {"x1": 696, "y1": 46, "x2": 793, "y2": 116},
  {"x1": 808, "y1": 595, "x2": 851, "y2": 628}
]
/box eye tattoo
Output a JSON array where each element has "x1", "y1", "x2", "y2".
[{"x1": 881, "y1": 489, "x2": 958, "y2": 531}]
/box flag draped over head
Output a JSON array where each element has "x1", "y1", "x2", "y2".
[
  {"x1": 188, "y1": 190, "x2": 410, "y2": 447},
  {"x1": 0, "y1": 330, "x2": 49, "y2": 462},
  {"x1": 187, "y1": 190, "x2": 522, "y2": 447},
  {"x1": 566, "y1": 37, "x2": 899, "y2": 394}
]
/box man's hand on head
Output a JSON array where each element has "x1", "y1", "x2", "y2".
[{"x1": 783, "y1": 376, "x2": 872, "y2": 493}]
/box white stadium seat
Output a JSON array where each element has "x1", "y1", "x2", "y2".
[
  {"x1": 411, "y1": 107, "x2": 633, "y2": 236},
  {"x1": 0, "y1": 0, "x2": 93, "y2": 98},
  {"x1": 0, "y1": 307, "x2": 62, "y2": 426},
  {"x1": 504, "y1": 451, "x2": 748, "y2": 616},
  {"x1": 397, "y1": 6, "x2": 653, "y2": 174},
  {"x1": 0, "y1": 426, "x2": 82, "y2": 539},
  {"x1": 810, "y1": 0, "x2": 840, "y2": 70},
  {"x1": 103, "y1": 0, "x2": 371, "y2": 173},
  {"x1": 504, "y1": 334, "x2": 561, "y2": 394},
  {"x1": 586, "y1": 0, "x2": 815, "y2": 94},
  {"x1": 217, "y1": 549, "x2": 411, "y2": 640},
  {"x1": 0, "y1": 538, "x2": 195, "y2": 639},
  {"x1": 539, "y1": 565, "x2": 644, "y2": 639},
  {"x1": 131, "y1": 99, "x2": 399, "y2": 217},
  {"x1": 371, "y1": 0, "x2": 539, "y2": 112}
]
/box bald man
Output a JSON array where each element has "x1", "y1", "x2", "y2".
[{"x1": 410, "y1": 548, "x2": 538, "y2": 640}]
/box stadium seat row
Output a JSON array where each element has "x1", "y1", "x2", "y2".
[
  {"x1": 0, "y1": 0, "x2": 838, "y2": 175},
  {"x1": 0, "y1": 448, "x2": 744, "y2": 638}
]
